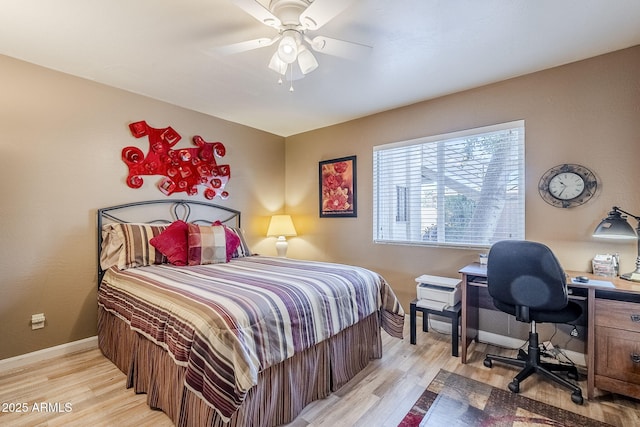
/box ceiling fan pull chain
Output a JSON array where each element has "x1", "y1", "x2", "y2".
[
  {"x1": 278, "y1": 63, "x2": 287, "y2": 85},
  {"x1": 289, "y1": 65, "x2": 294, "y2": 92}
]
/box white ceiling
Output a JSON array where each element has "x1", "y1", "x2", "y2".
[{"x1": 2, "y1": 0, "x2": 640, "y2": 137}]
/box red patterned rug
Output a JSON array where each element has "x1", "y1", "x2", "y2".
[{"x1": 399, "y1": 370, "x2": 610, "y2": 427}]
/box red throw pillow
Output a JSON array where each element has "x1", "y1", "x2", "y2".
[
  {"x1": 213, "y1": 221, "x2": 241, "y2": 262},
  {"x1": 150, "y1": 220, "x2": 189, "y2": 266}
]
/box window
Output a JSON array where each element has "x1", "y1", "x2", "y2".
[
  {"x1": 396, "y1": 186, "x2": 408, "y2": 222},
  {"x1": 373, "y1": 121, "x2": 525, "y2": 248}
]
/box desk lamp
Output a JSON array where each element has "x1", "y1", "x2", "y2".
[
  {"x1": 267, "y1": 214, "x2": 297, "y2": 257},
  {"x1": 593, "y1": 206, "x2": 640, "y2": 282}
]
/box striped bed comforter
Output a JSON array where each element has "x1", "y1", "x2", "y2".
[{"x1": 97, "y1": 256, "x2": 404, "y2": 421}]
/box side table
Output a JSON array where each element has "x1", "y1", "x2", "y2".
[{"x1": 410, "y1": 299, "x2": 462, "y2": 357}]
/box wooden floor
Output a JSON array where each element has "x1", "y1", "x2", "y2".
[{"x1": 1, "y1": 319, "x2": 639, "y2": 426}]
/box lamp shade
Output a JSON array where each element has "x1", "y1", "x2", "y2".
[
  {"x1": 297, "y1": 45, "x2": 318, "y2": 75},
  {"x1": 593, "y1": 208, "x2": 637, "y2": 239},
  {"x1": 267, "y1": 215, "x2": 297, "y2": 237},
  {"x1": 277, "y1": 34, "x2": 298, "y2": 64},
  {"x1": 268, "y1": 52, "x2": 288, "y2": 75},
  {"x1": 593, "y1": 206, "x2": 640, "y2": 282}
]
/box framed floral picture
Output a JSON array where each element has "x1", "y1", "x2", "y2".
[{"x1": 319, "y1": 155, "x2": 357, "y2": 218}]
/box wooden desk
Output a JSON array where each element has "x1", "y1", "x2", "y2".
[{"x1": 459, "y1": 263, "x2": 640, "y2": 400}]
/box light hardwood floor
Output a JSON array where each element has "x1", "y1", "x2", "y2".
[{"x1": 1, "y1": 318, "x2": 639, "y2": 426}]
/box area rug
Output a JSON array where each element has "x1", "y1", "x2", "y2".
[{"x1": 399, "y1": 370, "x2": 610, "y2": 427}]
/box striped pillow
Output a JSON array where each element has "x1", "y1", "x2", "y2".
[
  {"x1": 229, "y1": 227, "x2": 252, "y2": 258},
  {"x1": 188, "y1": 224, "x2": 227, "y2": 265},
  {"x1": 101, "y1": 223, "x2": 168, "y2": 270}
]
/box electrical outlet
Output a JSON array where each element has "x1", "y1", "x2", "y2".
[{"x1": 31, "y1": 313, "x2": 45, "y2": 330}]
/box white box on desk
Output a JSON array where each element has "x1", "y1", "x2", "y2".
[{"x1": 415, "y1": 275, "x2": 461, "y2": 308}]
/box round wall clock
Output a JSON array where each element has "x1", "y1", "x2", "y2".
[{"x1": 538, "y1": 164, "x2": 598, "y2": 208}]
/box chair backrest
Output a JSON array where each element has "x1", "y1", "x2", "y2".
[{"x1": 487, "y1": 240, "x2": 569, "y2": 313}]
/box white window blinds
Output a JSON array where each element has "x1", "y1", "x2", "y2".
[{"x1": 373, "y1": 121, "x2": 525, "y2": 247}]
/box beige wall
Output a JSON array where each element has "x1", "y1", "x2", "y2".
[
  {"x1": 285, "y1": 46, "x2": 640, "y2": 309},
  {"x1": 0, "y1": 55, "x2": 285, "y2": 359}
]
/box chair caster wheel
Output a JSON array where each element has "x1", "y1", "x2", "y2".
[
  {"x1": 571, "y1": 391, "x2": 583, "y2": 405},
  {"x1": 567, "y1": 370, "x2": 579, "y2": 381},
  {"x1": 483, "y1": 358, "x2": 492, "y2": 368},
  {"x1": 508, "y1": 380, "x2": 520, "y2": 393}
]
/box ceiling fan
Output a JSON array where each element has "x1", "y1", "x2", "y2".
[{"x1": 219, "y1": 0, "x2": 371, "y2": 86}]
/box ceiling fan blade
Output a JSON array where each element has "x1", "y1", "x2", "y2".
[
  {"x1": 299, "y1": 0, "x2": 357, "y2": 30},
  {"x1": 215, "y1": 37, "x2": 279, "y2": 55},
  {"x1": 229, "y1": 0, "x2": 281, "y2": 28},
  {"x1": 309, "y1": 36, "x2": 371, "y2": 59}
]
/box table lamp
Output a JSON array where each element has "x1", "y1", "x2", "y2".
[
  {"x1": 267, "y1": 214, "x2": 297, "y2": 257},
  {"x1": 593, "y1": 206, "x2": 640, "y2": 282}
]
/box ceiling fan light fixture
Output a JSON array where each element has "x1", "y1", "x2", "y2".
[
  {"x1": 227, "y1": 0, "x2": 370, "y2": 88},
  {"x1": 268, "y1": 52, "x2": 288, "y2": 75},
  {"x1": 297, "y1": 45, "x2": 318, "y2": 74},
  {"x1": 277, "y1": 34, "x2": 298, "y2": 64}
]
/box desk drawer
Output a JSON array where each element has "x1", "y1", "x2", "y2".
[
  {"x1": 595, "y1": 299, "x2": 640, "y2": 332},
  {"x1": 595, "y1": 326, "x2": 640, "y2": 386}
]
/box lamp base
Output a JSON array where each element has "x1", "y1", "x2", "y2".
[
  {"x1": 620, "y1": 256, "x2": 640, "y2": 282},
  {"x1": 275, "y1": 236, "x2": 288, "y2": 257},
  {"x1": 620, "y1": 270, "x2": 640, "y2": 282}
]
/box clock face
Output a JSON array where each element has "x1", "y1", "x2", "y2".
[
  {"x1": 538, "y1": 164, "x2": 598, "y2": 208},
  {"x1": 548, "y1": 172, "x2": 585, "y2": 200}
]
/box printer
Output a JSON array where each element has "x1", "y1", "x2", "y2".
[{"x1": 415, "y1": 274, "x2": 462, "y2": 311}]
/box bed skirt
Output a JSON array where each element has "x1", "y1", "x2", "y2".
[{"x1": 97, "y1": 306, "x2": 383, "y2": 427}]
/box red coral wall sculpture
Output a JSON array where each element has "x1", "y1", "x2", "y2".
[{"x1": 122, "y1": 121, "x2": 230, "y2": 200}]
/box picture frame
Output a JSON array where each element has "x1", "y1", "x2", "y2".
[{"x1": 319, "y1": 155, "x2": 357, "y2": 218}]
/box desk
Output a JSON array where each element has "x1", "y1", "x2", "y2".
[{"x1": 459, "y1": 263, "x2": 640, "y2": 400}]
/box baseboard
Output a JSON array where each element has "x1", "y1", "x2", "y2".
[
  {"x1": 0, "y1": 336, "x2": 98, "y2": 373},
  {"x1": 428, "y1": 317, "x2": 587, "y2": 367}
]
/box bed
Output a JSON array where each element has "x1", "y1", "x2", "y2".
[{"x1": 96, "y1": 200, "x2": 404, "y2": 427}]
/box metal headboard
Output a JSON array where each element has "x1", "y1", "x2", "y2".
[{"x1": 97, "y1": 199, "x2": 241, "y2": 284}]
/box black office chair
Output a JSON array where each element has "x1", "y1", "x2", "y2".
[{"x1": 482, "y1": 240, "x2": 584, "y2": 405}]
